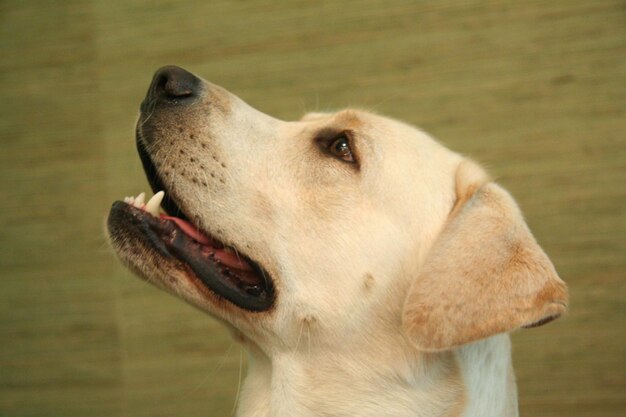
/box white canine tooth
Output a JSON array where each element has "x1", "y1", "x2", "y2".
[
  {"x1": 224, "y1": 246, "x2": 234, "y2": 254},
  {"x1": 124, "y1": 197, "x2": 130, "y2": 203},
  {"x1": 145, "y1": 191, "x2": 165, "y2": 217},
  {"x1": 134, "y1": 192, "x2": 145, "y2": 207}
]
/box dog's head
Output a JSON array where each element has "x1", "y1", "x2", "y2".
[{"x1": 107, "y1": 66, "x2": 568, "y2": 354}]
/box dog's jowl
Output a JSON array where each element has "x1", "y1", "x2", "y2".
[{"x1": 108, "y1": 66, "x2": 568, "y2": 417}]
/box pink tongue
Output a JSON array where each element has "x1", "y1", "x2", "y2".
[
  {"x1": 160, "y1": 214, "x2": 212, "y2": 245},
  {"x1": 160, "y1": 214, "x2": 253, "y2": 272},
  {"x1": 213, "y1": 249, "x2": 253, "y2": 271}
]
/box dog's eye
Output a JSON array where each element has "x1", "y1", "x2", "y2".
[{"x1": 328, "y1": 136, "x2": 355, "y2": 163}]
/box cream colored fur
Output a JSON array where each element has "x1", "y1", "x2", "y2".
[{"x1": 115, "y1": 75, "x2": 568, "y2": 417}]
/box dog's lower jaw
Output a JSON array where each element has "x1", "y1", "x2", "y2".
[{"x1": 234, "y1": 334, "x2": 518, "y2": 417}]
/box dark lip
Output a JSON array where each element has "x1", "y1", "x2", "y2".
[
  {"x1": 108, "y1": 201, "x2": 275, "y2": 311},
  {"x1": 136, "y1": 132, "x2": 188, "y2": 220}
]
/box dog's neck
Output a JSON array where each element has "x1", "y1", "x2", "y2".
[
  {"x1": 456, "y1": 335, "x2": 519, "y2": 417},
  {"x1": 235, "y1": 334, "x2": 518, "y2": 417}
]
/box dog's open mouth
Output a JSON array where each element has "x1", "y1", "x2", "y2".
[{"x1": 107, "y1": 142, "x2": 275, "y2": 312}]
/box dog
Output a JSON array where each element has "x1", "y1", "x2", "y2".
[{"x1": 107, "y1": 66, "x2": 568, "y2": 417}]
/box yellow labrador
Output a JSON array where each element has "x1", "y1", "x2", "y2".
[{"x1": 107, "y1": 66, "x2": 568, "y2": 417}]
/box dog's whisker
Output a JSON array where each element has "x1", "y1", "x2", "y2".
[
  {"x1": 138, "y1": 98, "x2": 158, "y2": 127},
  {"x1": 307, "y1": 321, "x2": 312, "y2": 358},
  {"x1": 299, "y1": 98, "x2": 307, "y2": 116},
  {"x1": 259, "y1": 268, "x2": 269, "y2": 289},
  {"x1": 366, "y1": 92, "x2": 402, "y2": 113},
  {"x1": 315, "y1": 89, "x2": 320, "y2": 112},
  {"x1": 186, "y1": 342, "x2": 235, "y2": 396},
  {"x1": 295, "y1": 320, "x2": 305, "y2": 352},
  {"x1": 231, "y1": 348, "x2": 244, "y2": 416}
]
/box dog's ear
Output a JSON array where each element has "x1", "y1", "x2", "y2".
[{"x1": 402, "y1": 160, "x2": 568, "y2": 351}]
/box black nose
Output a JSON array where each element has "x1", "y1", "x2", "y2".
[{"x1": 144, "y1": 65, "x2": 201, "y2": 105}]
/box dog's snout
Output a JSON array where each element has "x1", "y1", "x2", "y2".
[{"x1": 144, "y1": 65, "x2": 201, "y2": 106}]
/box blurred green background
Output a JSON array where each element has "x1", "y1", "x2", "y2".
[{"x1": 1, "y1": 0, "x2": 624, "y2": 416}]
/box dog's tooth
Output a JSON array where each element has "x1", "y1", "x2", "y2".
[
  {"x1": 124, "y1": 196, "x2": 131, "y2": 203},
  {"x1": 134, "y1": 192, "x2": 145, "y2": 207},
  {"x1": 224, "y1": 246, "x2": 234, "y2": 254},
  {"x1": 145, "y1": 191, "x2": 165, "y2": 217}
]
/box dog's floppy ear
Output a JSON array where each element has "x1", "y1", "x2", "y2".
[{"x1": 402, "y1": 160, "x2": 568, "y2": 351}]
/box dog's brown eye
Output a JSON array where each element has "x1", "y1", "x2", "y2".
[{"x1": 329, "y1": 136, "x2": 354, "y2": 163}]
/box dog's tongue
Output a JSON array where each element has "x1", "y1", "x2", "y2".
[
  {"x1": 160, "y1": 214, "x2": 253, "y2": 272},
  {"x1": 161, "y1": 214, "x2": 212, "y2": 245}
]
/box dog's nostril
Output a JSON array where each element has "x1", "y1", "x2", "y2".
[{"x1": 150, "y1": 65, "x2": 201, "y2": 101}]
